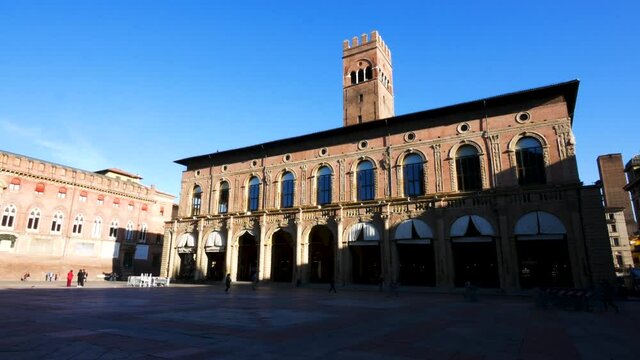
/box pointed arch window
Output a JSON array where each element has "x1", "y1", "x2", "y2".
[
  {"x1": 219, "y1": 181, "x2": 229, "y2": 214},
  {"x1": 357, "y1": 69, "x2": 364, "y2": 83},
  {"x1": 317, "y1": 166, "x2": 332, "y2": 205},
  {"x1": 191, "y1": 185, "x2": 202, "y2": 216},
  {"x1": 109, "y1": 220, "x2": 119, "y2": 239},
  {"x1": 92, "y1": 217, "x2": 103, "y2": 238},
  {"x1": 50, "y1": 211, "x2": 64, "y2": 233},
  {"x1": 350, "y1": 71, "x2": 357, "y2": 85},
  {"x1": 456, "y1": 145, "x2": 482, "y2": 191},
  {"x1": 248, "y1": 176, "x2": 260, "y2": 211},
  {"x1": 365, "y1": 66, "x2": 372, "y2": 80},
  {"x1": 281, "y1": 172, "x2": 294, "y2": 208},
  {"x1": 72, "y1": 214, "x2": 84, "y2": 235},
  {"x1": 27, "y1": 208, "x2": 41, "y2": 230},
  {"x1": 516, "y1": 137, "x2": 546, "y2": 185},
  {"x1": 125, "y1": 221, "x2": 135, "y2": 242},
  {"x1": 139, "y1": 223, "x2": 148, "y2": 243},
  {"x1": 357, "y1": 160, "x2": 375, "y2": 201},
  {"x1": 1, "y1": 205, "x2": 17, "y2": 229},
  {"x1": 403, "y1": 154, "x2": 424, "y2": 197}
]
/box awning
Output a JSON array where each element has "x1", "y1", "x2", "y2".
[
  {"x1": 59, "y1": 187, "x2": 68, "y2": 194},
  {"x1": 205, "y1": 231, "x2": 226, "y2": 251},
  {"x1": 35, "y1": 183, "x2": 45, "y2": 193},
  {"x1": 515, "y1": 211, "x2": 566, "y2": 239},
  {"x1": 348, "y1": 222, "x2": 380, "y2": 243},
  {"x1": 394, "y1": 219, "x2": 434, "y2": 241},
  {"x1": 450, "y1": 215, "x2": 495, "y2": 237},
  {"x1": 177, "y1": 233, "x2": 196, "y2": 247}
]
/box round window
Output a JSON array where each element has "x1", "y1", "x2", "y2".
[
  {"x1": 319, "y1": 147, "x2": 329, "y2": 157},
  {"x1": 516, "y1": 111, "x2": 531, "y2": 123},
  {"x1": 358, "y1": 140, "x2": 369, "y2": 150},
  {"x1": 221, "y1": 165, "x2": 228, "y2": 172},
  {"x1": 251, "y1": 160, "x2": 258, "y2": 167},
  {"x1": 457, "y1": 123, "x2": 470, "y2": 134},
  {"x1": 404, "y1": 132, "x2": 416, "y2": 142},
  {"x1": 283, "y1": 153, "x2": 292, "y2": 162},
  {"x1": 195, "y1": 170, "x2": 201, "y2": 176}
]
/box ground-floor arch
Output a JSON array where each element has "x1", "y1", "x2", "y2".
[
  {"x1": 515, "y1": 211, "x2": 573, "y2": 288},
  {"x1": 450, "y1": 215, "x2": 499, "y2": 288},
  {"x1": 205, "y1": 231, "x2": 227, "y2": 281},
  {"x1": 394, "y1": 219, "x2": 436, "y2": 286},
  {"x1": 308, "y1": 225, "x2": 334, "y2": 283},
  {"x1": 271, "y1": 230, "x2": 294, "y2": 282},
  {"x1": 237, "y1": 232, "x2": 258, "y2": 281},
  {"x1": 348, "y1": 222, "x2": 381, "y2": 285}
]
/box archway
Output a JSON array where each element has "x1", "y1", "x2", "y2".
[
  {"x1": 450, "y1": 215, "x2": 499, "y2": 288},
  {"x1": 348, "y1": 222, "x2": 381, "y2": 285},
  {"x1": 308, "y1": 225, "x2": 334, "y2": 283},
  {"x1": 205, "y1": 231, "x2": 226, "y2": 281},
  {"x1": 394, "y1": 219, "x2": 435, "y2": 286},
  {"x1": 271, "y1": 230, "x2": 294, "y2": 282},
  {"x1": 515, "y1": 211, "x2": 573, "y2": 288},
  {"x1": 237, "y1": 232, "x2": 258, "y2": 281},
  {"x1": 178, "y1": 252, "x2": 196, "y2": 280}
]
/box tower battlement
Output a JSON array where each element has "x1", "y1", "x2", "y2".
[{"x1": 343, "y1": 30, "x2": 391, "y2": 59}]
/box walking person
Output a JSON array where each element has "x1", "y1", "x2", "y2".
[
  {"x1": 81, "y1": 269, "x2": 88, "y2": 286},
  {"x1": 66, "y1": 270, "x2": 74, "y2": 287},
  {"x1": 77, "y1": 269, "x2": 84, "y2": 287},
  {"x1": 224, "y1": 273, "x2": 232, "y2": 293},
  {"x1": 329, "y1": 278, "x2": 337, "y2": 293},
  {"x1": 251, "y1": 272, "x2": 258, "y2": 291}
]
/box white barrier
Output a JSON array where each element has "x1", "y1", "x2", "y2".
[{"x1": 127, "y1": 273, "x2": 170, "y2": 287}]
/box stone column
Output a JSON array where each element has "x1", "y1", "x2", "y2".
[{"x1": 194, "y1": 218, "x2": 205, "y2": 280}]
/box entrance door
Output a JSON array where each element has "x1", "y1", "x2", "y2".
[
  {"x1": 452, "y1": 241, "x2": 499, "y2": 288},
  {"x1": 350, "y1": 244, "x2": 380, "y2": 284},
  {"x1": 309, "y1": 225, "x2": 334, "y2": 283},
  {"x1": 178, "y1": 253, "x2": 196, "y2": 280},
  {"x1": 397, "y1": 243, "x2": 435, "y2": 286},
  {"x1": 517, "y1": 239, "x2": 572, "y2": 288},
  {"x1": 237, "y1": 232, "x2": 257, "y2": 281},
  {"x1": 271, "y1": 230, "x2": 293, "y2": 282},
  {"x1": 206, "y1": 252, "x2": 226, "y2": 281}
]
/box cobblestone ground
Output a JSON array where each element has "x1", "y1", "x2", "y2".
[{"x1": 0, "y1": 281, "x2": 637, "y2": 359}]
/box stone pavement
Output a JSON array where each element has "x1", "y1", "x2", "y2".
[{"x1": 0, "y1": 281, "x2": 637, "y2": 359}]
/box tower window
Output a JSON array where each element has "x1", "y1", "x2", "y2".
[
  {"x1": 359, "y1": 94, "x2": 363, "y2": 102},
  {"x1": 357, "y1": 69, "x2": 364, "y2": 83},
  {"x1": 350, "y1": 71, "x2": 356, "y2": 85},
  {"x1": 365, "y1": 66, "x2": 372, "y2": 80},
  {"x1": 357, "y1": 115, "x2": 362, "y2": 124}
]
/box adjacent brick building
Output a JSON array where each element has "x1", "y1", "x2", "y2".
[
  {"x1": 0, "y1": 151, "x2": 175, "y2": 281},
  {"x1": 161, "y1": 31, "x2": 614, "y2": 290},
  {"x1": 624, "y1": 154, "x2": 640, "y2": 264}
]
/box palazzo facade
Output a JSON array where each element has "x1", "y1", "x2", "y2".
[
  {"x1": 0, "y1": 151, "x2": 175, "y2": 280},
  {"x1": 161, "y1": 31, "x2": 614, "y2": 289}
]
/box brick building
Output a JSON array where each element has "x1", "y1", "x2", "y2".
[
  {"x1": 161, "y1": 31, "x2": 614, "y2": 290},
  {"x1": 624, "y1": 154, "x2": 640, "y2": 264},
  {"x1": 0, "y1": 151, "x2": 175, "y2": 281},
  {"x1": 596, "y1": 154, "x2": 637, "y2": 270}
]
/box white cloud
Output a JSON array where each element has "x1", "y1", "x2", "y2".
[{"x1": 0, "y1": 119, "x2": 109, "y2": 171}]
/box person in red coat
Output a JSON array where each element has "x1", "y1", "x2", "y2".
[{"x1": 66, "y1": 270, "x2": 74, "y2": 287}]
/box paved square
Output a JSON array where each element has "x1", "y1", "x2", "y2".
[{"x1": 0, "y1": 282, "x2": 637, "y2": 359}]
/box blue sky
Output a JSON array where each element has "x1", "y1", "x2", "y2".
[{"x1": 1, "y1": 1, "x2": 638, "y2": 200}]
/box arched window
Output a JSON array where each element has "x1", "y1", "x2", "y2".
[
  {"x1": 365, "y1": 66, "x2": 372, "y2": 80},
  {"x1": 403, "y1": 154, "x2": 424, "y2": 197},
  {"x1": 456, "y1": 145, "x2": 482, "y2": 191},
  {"x1": 317, "y1": 166, "x2": 332, "y2": 205},
  {"x1": 125, "y1": 221, "x2": 135, "y2": 241},
  {"x1": 281, "y1": 172, "x2": 295, "y2": 208},
  {"x1": 139, "y1": 223, "x2": 148, "y2": 243},
  {"x1": 248, "y1": 176, "x2": 260, "y2": 211},
  {"x1": 357, "y1": 160, "x2": 375, "y2": 201},
  {"x1": 219, "y1": 181, "x2": 230, "y2": 214},
  {"x1": 357, "y1": 69, "x2": 364, "y2": 83},
  {"x1": 92, "y1": 217, "x2": 103, "y2": 238},
  {"x1": 515, "y1": 137, "x2": 546, "y2": 185},
  {"x1": 350, "y1": 71, "x2": 356, "y2": 85},
  {"x1": 1, "y1": 205, "x2": 17, "y2": 228},
  {"x1": 50, "y1": 211, "x2": 64, "y2": 233},
  {"x1": 72, "y1": 214, "x2": 84, "y2": 235},
  {"x1": 109, "y1": 219, "x2": 119, "y2": 239},
  {"x1": 191, "y1": 185, "x2": 202, "y2": 216},
  {"x1": 27, "y1": 208, "x2": 41, "y2": 230}
]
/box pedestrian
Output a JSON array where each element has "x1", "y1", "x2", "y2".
[
  {"x1": 329, "y1": 278, "x2": 337, "y2": 293},
  {"x1": 251, "y1": 272, "x2": 258, "y2": 290},
  {"x1": 224, "y1": 273, "x2": 232, "y2": 292},
  {"x1": 66, "y1": 270, "x2": 74, "y2": 287},
  {"x1": 77, "y1": 269, "x2": 83, "y2": 287},
  {"x1": 54, "y1": 273, "x2": 58, "y2": 281},
  {"x1": 82, "y1": 269, "x2": 88, "y2": 286}
]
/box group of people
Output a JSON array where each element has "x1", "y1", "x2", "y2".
[
  {"x1": 45, "y1": 272, "x2": 58, "y2": 281},
  {"x1": 66, "y1": 268, "x2": 88, "y2": 287}
]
